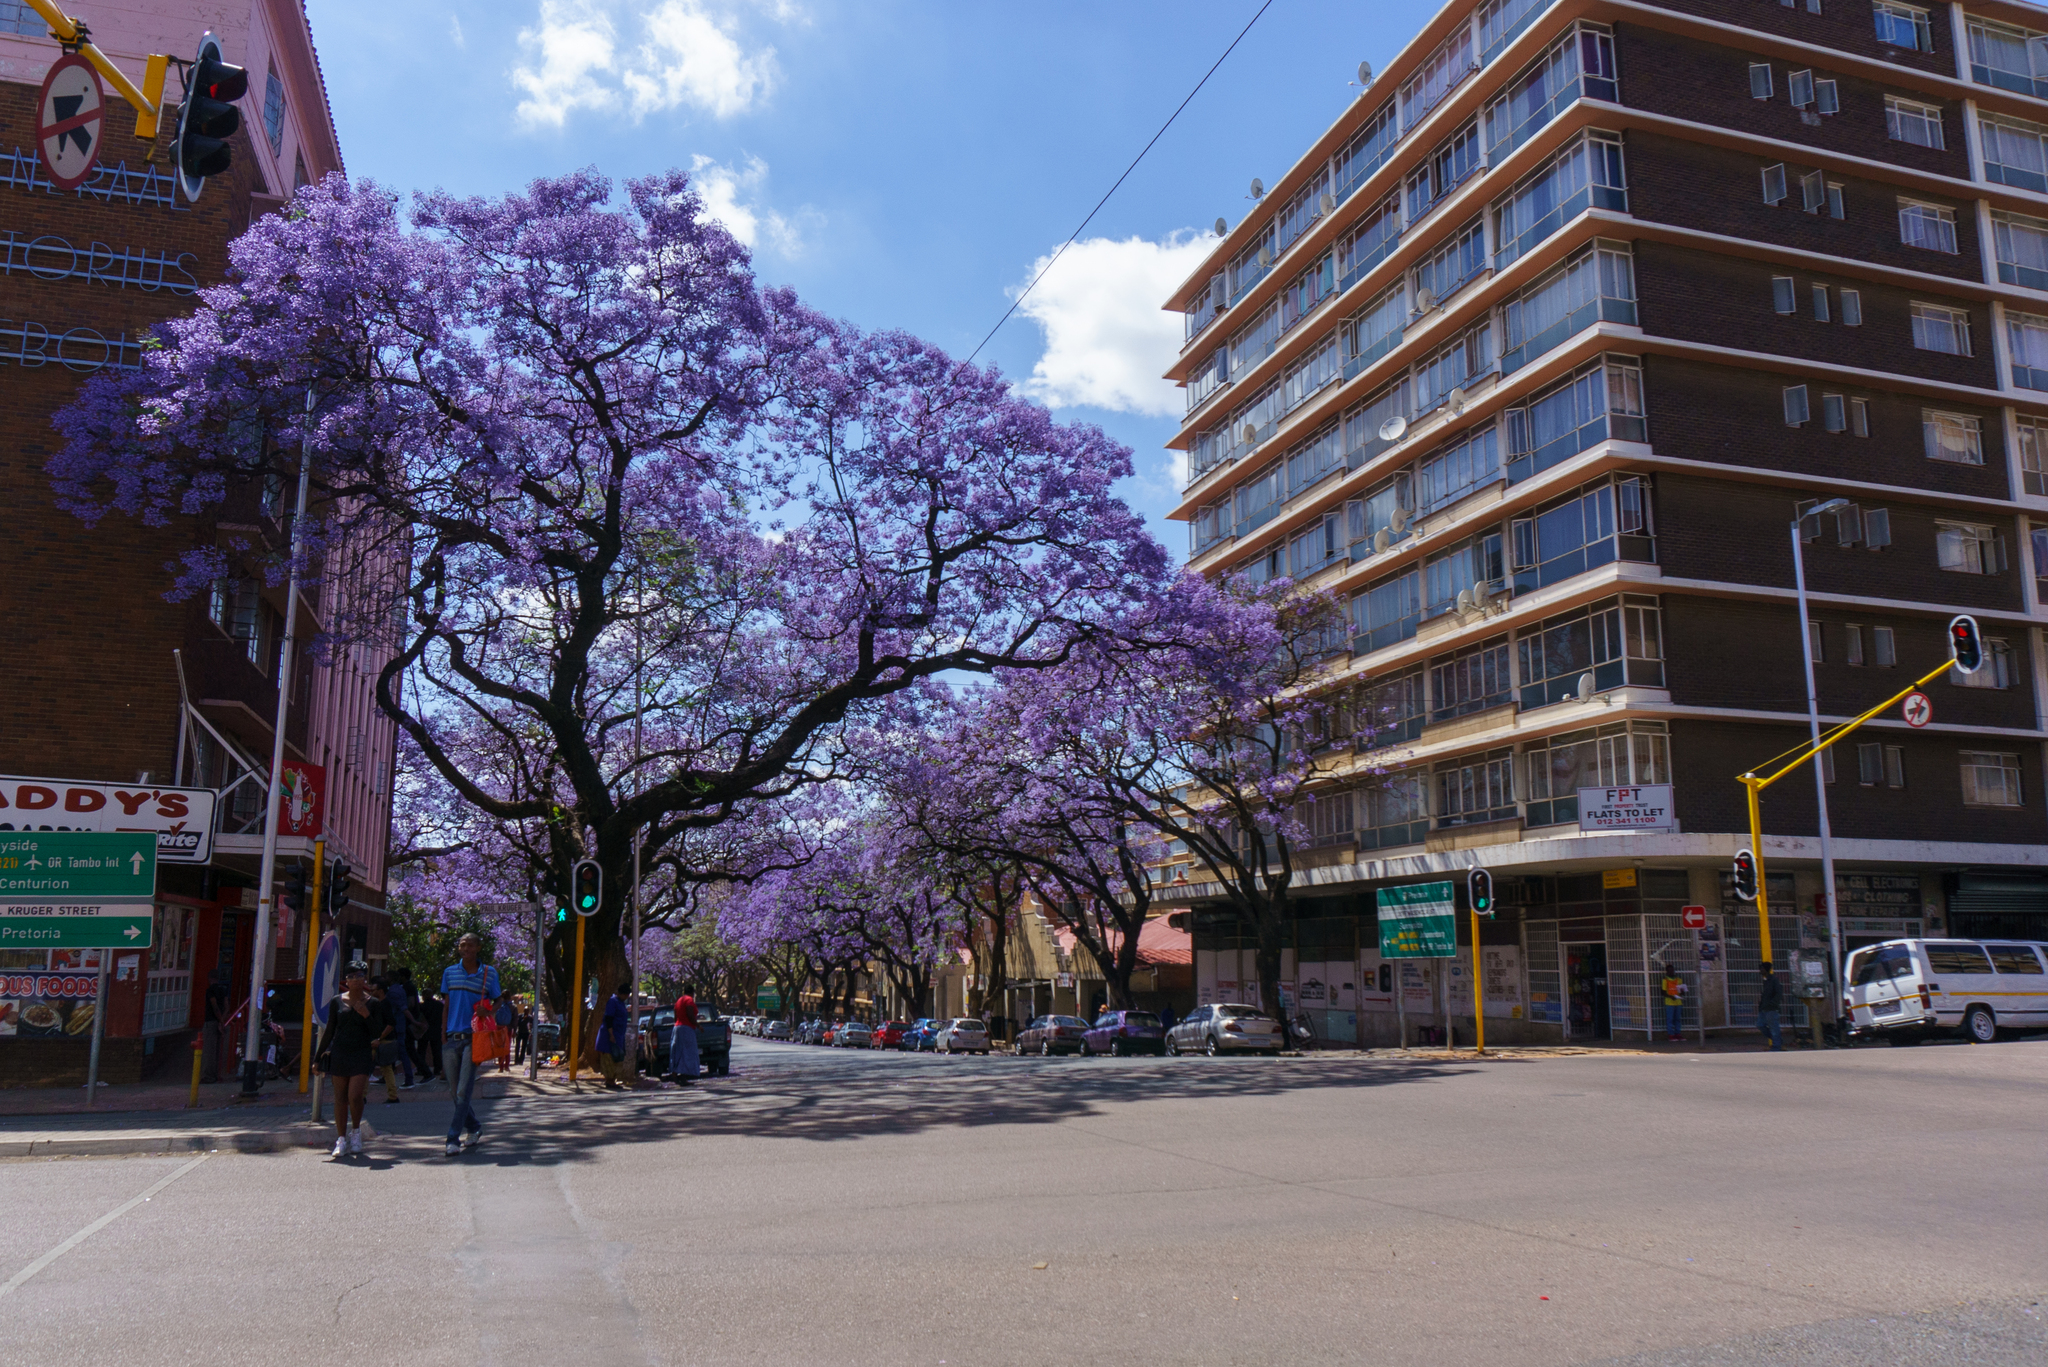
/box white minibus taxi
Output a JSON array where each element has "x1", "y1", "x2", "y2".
[{"x1": 1843, "y1": 938, "x2": 2048, "y2": 1043}]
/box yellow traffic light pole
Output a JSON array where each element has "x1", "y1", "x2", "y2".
[
  {"x1": 23, "y1": 1, "x2": 170, "y2": 138},
  {"x1": 568, "y1": 916, "x2": 586, "y2": 1086},
  {"x1": 1469, "y1": 912, "x2": 1485, "y2": 1056},
  {"x1": 300, "y1": 838, "x2": 323, "y2": 1095},
  {"x1": 1737, "y1": 655, "x2": 1956, "y2": 965}
]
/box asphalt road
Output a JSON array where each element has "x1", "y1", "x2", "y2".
[{"x1": 3, "y1": 1034, "x2": 2045, "y2": 1366}]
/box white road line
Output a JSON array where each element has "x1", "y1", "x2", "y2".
[{"x1": 0, "y1": 1152, "x2": 211, "y2": 1298}]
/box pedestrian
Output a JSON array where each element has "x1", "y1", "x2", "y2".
[
  {"x1": 1660, "y1": 964, "x2": 1687, "y2": 1042},
  {"x1": 201, "y1": 968, "x2": 231, "y2": 1082},
  {"x1": 1757, "y1": 961, "x2": 1785, "y2": 1051},
  {"x1": 513, "y1": 1000, "x2": 531, "y2": 1065},
  {"x1": 667, "y1": 990, "x2": 700, "y2": 1084},
  {"x1": 597, "y1": 982, "x2": 631, "y2": 1090},
  {"x1": 383, "y1": 970, "x2": 418, "y2": 1089},
  {"x1": 314, "y1": 960, "x2": 394, "y2": 1159},
  {"x1": 368, "y1": 978, "x2": 405, "y2": 1103},
  {"x1": 439, "y1": 934, "x2": 501, "y2": 1157}
]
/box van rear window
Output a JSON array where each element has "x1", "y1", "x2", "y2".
[
  {"x1": 1989, "y1": 946, "x2": 2046, "y2": 975},
  {"x1": 1851, "y1": 946, "x2": 1915, "y2": 986},
  {"x1": 1925, "y1": 944, "x2": 1994, "y2": 976}
]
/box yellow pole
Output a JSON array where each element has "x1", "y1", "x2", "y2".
[
  {"x1": 568, "y1": 916, "x2": 586, "y2": 1085},
  {"x1": 1469, "y1": 911, "x2": 1485, "y2": 1055},
  {"x1": 22, "y1": 0, "x2": 165, "y2": 134},
  {"x1": 300, "y1": 838, "x2": 323, "y2": 1094},
  {"x1": 188, "y1": 1035, "x2": 203, "y2": 1107},
  {"x1": 1744, "y1": 776, "x2": 1772, "y2": 968}
]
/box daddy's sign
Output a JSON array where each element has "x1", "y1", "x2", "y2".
[{"x1": 0, "y1": 776, "x2": 216, "y2": 863}]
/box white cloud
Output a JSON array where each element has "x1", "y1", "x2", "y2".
[
  {"x1": 1013, "y1": 232, "x2": 1215, "y2": 420},
  {"x1": 449, "y1": 15, "x2": 467, "y2": 48},
  {"x1": 512, "y1": 0, "x2": 783, "y2": 130},
  {"x1": 689, "y1": 154, "x2": 807, "y2": 255}
]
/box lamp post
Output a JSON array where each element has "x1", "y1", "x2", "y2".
[{"x1": 1793, "y1": 498, "x2": 1850, "y2": 1044}]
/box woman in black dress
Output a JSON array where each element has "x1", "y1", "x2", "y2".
[{"x1": 315, "y1": 961, "x2": 395, "y2": 1158}]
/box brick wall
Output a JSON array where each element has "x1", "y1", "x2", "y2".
[{"x1": 1635, "y1": 0, "x2": 1957, "y2": 78}]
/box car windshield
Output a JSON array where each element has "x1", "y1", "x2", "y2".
[
  {"x1": 1849, "y1": 946, "x2": 1916, "y2": 986},
  {"x1": 1122, "y1": 1012, "x2": 1162, "y2": 1028},
  {"x1": 952, "y1": 1019, "x2": 985, "y2": 1030},
  {"x1": 1219, "y1": 1004, "x2": 1269, "y2": 1019},
  {"x1": 886, "y1": 1021, "x2": 909, "y2": 1030},
  {"x1": 1053, "y1": 1016, "x2": 1088, "y2": 1028}
]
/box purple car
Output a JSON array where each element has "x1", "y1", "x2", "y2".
[{"x1": 1081, "y1": 1009, "x2": 1166, "y2": 1057}]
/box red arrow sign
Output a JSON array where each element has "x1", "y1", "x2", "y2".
[
  {"x1": 36, "y1": 54, "x2": 104, "y2": 192},
  {"x1": 1680, "y1": 905, "x2": 1707, "y2": 930},
  {"x1": 1902, "y1": 691, "x2": 1932, "y2": 728}
]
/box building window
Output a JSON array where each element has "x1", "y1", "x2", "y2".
[
  {"x1": 1812, "y1": 285, "x2": 1831, "y2": 321},
  {"x1": 263, "y1": 65, "x2": 287, "y2": 156},
  {"x1": 1845, "y1": 623, "x2": 1865, "y2": 664},
  {"x1": 1414, "y1": 425, "x2": 1504, "y2": 517},
  {"x1": 1898, "y1": 200, "x2": 1958, "y2": 253},
  {"x1": 1411, "y1": 216, "x2": 1488, "y2": 312},
  {"x1": 1429, "y1": 636, "x2": 1512, "y2": 722},
  {"x1": 1788, "y1": 69, "x2": 1816, "y2": 107},
  {"x1": 1516, "y1": 593, "x2": 1664, "y2": 709},
  {"x1": 1, "y1": 3, "x2": 47, "y2": 35},
  {"x1": 1873, "y1": 2, "x2": 1933, "y2": 52},
  {"x1": 1968, "y1": 17, "x2": 2048, "y2": 99},
  {"x1": 1821, "y1": 745, "x2": 1836, "y2": 784},
  {"x1": 1910, "y1": 302, "x2": 1971, "y2": 355},
  {"x1": 1750, "y1": 63, "x2": 1774, "y2": 99},
  {"x1": 1341, "y1": 279, "x2": 1407, "y2": 378},
  {"x1": 1762, "y1": 163, "x2": 1789, "y2": 205},
  {"x1": 1523, "y1": 721, "x2": 1671, "y2": 827},
  {"x1": 1784, "y1": 384, "x2": 1811, "y2": 425},
  {"x1": 1359, "y1": 770, "x2": 1429, "y2": 850},
  {"x1": 1333, "y1": 104, "x2": 1400, "y2": 206},
  {"x1": 1406, "y1": 122, "x2": 1483, "y2": 226},
  {"x1": 1190, "y1": 498, "x2": 1232, "y2": 555},
  {"x1": 1815, "y1": 78, "x2": 1840, "y2": 114},
  {"x1": 1873, "y1": 624, "x2": 1896, "y2": 665},
  {"x1": 1960, "y1": 751, "x2": 2024, "y2": 806},
  {"x1": 1494, "y1": 130, "x2": 1627, "y2": 270},
  {"x1": 1865, "y1": 506, "x2": 1891, "y2": 548},
  {"x1": 209, "y1": 578, "x2": 264, "y2": 669},
  {"x1": 1807, "y1": 619, "x2": 1825, "y2": 662},
  {"x1": 1857, "y1": 742, "x2": 1904, "y2": 787},
  {"x1": 1826, "y1": 182, "x2": 1845, "y2": 218},
  {"x1": 2008, "y1": 311, "x2": 2048, "y2": 390},
  {"x1": 1885, "y1": 96, "x2": 1945, "y2": 148},
  {"x1": 1980, "y1": 113, "x2": 2048, "y2": 194},
  {"x1": 1500, "y1": 241, "x2": 1637, "y2": 376},
  {"x1": 1935, "y1": 520, "x2": 2005, "y2": 573},
  {"x1": 1839, "y1": 288, "x2": 1862, "y2": 326},
  {"x1": 1484, "y1": 25, "x2": 1618, "y2": 160},
  {"x1": 1801, "y1": 169, "x2": 1826, "y2": 213},
  {"x1": 1335, "y1": 193, "x2": 1402, "y2": 296},
  {"x1": 1351, "y1": 565, "x2": 1422, "y2": 652},
  {"x1": 1509, "y1": 476, "x2": 1654, "y2": 592},
  {"x1": 1400, "y1": 21, "x2": 1475, "y2": 131},
  {"x1": 1434, "y1": 749, "x2": 1516, "y2": 828},
  {"x1": 1822, "y1": 393, "x2": 1847, "y2": 432},
  {"x1": 1365, "y1": 668, "x2": 1426, "y2": 746},
  {"x1": 1952, "y1": 637, "x2": 2014, "y2": 688},
  {"x1": 1423, "y1": 532, "x2": 1506, "y2": 618},
  {"x1": 2019, "y1": 417, "x2": 2048, "y2": 495},
  {"x1": 1297, "y1": 786, "x2": 1356, "y2": 847},
  {"x1": 1504, "y1": 356, "x2": 1646, "y2": 482},
  {"x1": 1992, "y1": 211, "x2": 2048, "y2": 290},
  {"x1": 1288, "y1": 510, "x2": 1345, "y2": 579},
  {"x1": 1922, "y1": 410, "x2": 1983, "y2": 464},
  {"x1": 1850, "y1": 397, "x2": 1869, "y2": 435},
  {"x1": 1772, "y1": 276, "x2": 1797, "y2": 314}
]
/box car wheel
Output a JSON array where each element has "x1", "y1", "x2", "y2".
[
  {"x1": 1204, "y1": 1034, "x2": 1219, "y2": 1057},
  {"x1": 1109, "y1": 1040, "x2": 1123, "y2": 1058},
  {"x1": 1039, "y1": 1040, "x2": 1052, "y2": 1057},
  {"x1": 1964, "y1": 1005, "x2": 1997, "y2": 1044},
  {"x1": 1166, "y1": 1035, "x2": 1179, "y2": 1056}
]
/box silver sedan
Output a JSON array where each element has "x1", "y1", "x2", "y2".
[{"x1": 1165, "y1": 1003, "x2": 1283, "y2": 1056}]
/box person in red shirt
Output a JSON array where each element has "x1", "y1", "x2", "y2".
[{"x1": 667, "y1": 992, "x2": 700, "y2": 1084}]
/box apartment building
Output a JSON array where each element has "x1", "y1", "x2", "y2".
[
  {"x1": 1162, "y1": 0, "x2": 2048, "y2": 1044},
  {"x1": 0, "y1": 3, "x2": 395, "y2": 1084}
]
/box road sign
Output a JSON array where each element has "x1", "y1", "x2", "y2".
[
  {"x1": 310, "y1": 932, "x2": 340, "y2": 1025},
  {"x1": 0, "y1": 914, "x2": 150, "y2": 949},
  {"x1": 756, "y1": 984, "x2": 783, "y2": 1012},
  {"x1": 0, "y1": 776, "x2": 218, "y2": 863},
  {"x1": 1902, "y1": 691, "x2": 1932, "y2": 728},
  {"x1": 1681, "y1": 904, "x2": 1707, "y2": 930},
  {"x1": 1377, "y1": 881, "x2": 1457, "y2": 958},
  {"x1": 0, "y1": 831, "x2": 156, "y2": 898},
  {"x1": 36, "y1": 53, "x2": 104, "y2": 191}
]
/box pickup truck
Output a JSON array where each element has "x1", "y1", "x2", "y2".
[{"x1": 640, "y1": 1005, "x2": 732, "y2": 1077}]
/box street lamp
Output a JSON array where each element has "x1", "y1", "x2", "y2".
[{"x1": 1794, "y1": 497, "x2": 1850, "y2": 1042}]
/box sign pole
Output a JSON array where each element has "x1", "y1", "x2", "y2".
[
  {"x1": 300, "y1": 838, "x2": 323, "y2": 1095},
  {"x1": 1395, "y1": 974, "x2": 1406, "y2": 1051},
  {"x1": 84, "y1": 948, "x2": 108, "y2": 1103},
  {"x1": 569, "y1": 914, "x2": 586, "y2": 1086},
  {"x1": 531, "y1": 902, "x2": 542, "y2": 1080},
  {"x1": 1470, "y1": 911, "x2": 1485, "y2": 1055}
]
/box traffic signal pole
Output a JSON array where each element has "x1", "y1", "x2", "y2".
[
  {"x1": 568, "y1": 916, "x2": 586, "y2": 1087},
  {"x1": 300, "y1": 839, "x2": 323, "y2": 1096},
  {"x1": 1469, "y1": 911, "x2": 1485, "y2": 1056},
  {"x1": 22, "y1": 0, "x2": 167, "y2": 136}
]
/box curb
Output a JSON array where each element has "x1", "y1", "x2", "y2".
[{"x1": 0, "y1": 1121, "x2": 334, "y2": 1159}]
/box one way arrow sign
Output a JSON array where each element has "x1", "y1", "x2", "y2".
[{"x1": 35, "y1": 53, "x2": 104, "y2": 192}]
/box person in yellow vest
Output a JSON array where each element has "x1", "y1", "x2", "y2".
[{"x1": 1661, "y1": 965, "x2": 1687, "y2": 1041}]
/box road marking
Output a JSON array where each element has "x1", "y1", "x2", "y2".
[{"x1": 0, "y1": 1152, "x2": 210, "y2": 1298}]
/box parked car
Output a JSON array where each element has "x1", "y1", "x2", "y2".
[
  {"x1": 935, "y1": 1018, "x2": 990, "y2": 1054},
  {"x1": 1166, "y1": 1003, "x2": 1283, "y2": 1056},
  {"x1": 1016, "y1": 1014, "x2": 1089, "y2": 1056},
  {"x1": 762, "y1": 1018, "x2": 794, "y2": 1040},
  {"x1": 1081, "y1": 1009, "x2": 1166, "y2": 1057},
  {"x1": 901, "y1": 1018, "x2": 942, "y2": 1052},
  {"x1": 1844, "y1": 938, "x2": 2048, "y2": 1042},
  {"x1": 535, "y1": 1021, "x2": 562, "y2": 1053},
  {"x1": 798, "y1": 1018, "x2": 826, "y2": 1045},
  {"x1": 871, "y1": 1021, "x2": 908, "y2": 1049},
  {"x1": 834, "y1": 1021, "x2": 874, "y2": 1048}
]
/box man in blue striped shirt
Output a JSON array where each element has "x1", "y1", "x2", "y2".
[{"x1": 440, "y1": 934, "x2": 500, "y2": 1156}]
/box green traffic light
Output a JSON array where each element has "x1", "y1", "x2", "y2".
[{"x1": 579, "y1": 894, "x2": 597, "y2": 910}]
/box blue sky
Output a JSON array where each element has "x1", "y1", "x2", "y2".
[{"x1": 305, "y1": 0, "x2": 1410, "y2": 555}]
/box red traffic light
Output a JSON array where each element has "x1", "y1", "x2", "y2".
[
  {"x1": 1731, "y1": 849, "x2": 1758, "y2": 902},
  {"x1": 1948, "y1": 614, "x2": 1983, "y2": 674}
]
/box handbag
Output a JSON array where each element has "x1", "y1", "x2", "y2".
[{"x1": 471, "y1": 1000, "x2": 505, "y2": 1063}]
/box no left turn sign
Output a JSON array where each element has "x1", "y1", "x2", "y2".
[
  {"x1": 1902, "y1": 691, "x2": 1933, "y2": 728},
  {"x1": 36, "y1": 54, "x2": 104, "y2": 192}
]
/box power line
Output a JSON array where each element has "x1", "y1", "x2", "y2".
[{"x1": 963, "y1": 0, "x2": 1277, "y2": 366}]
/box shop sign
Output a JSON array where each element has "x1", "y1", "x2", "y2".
[
  {"x1": 1578, "y1": 785, "x2": 1676, "y2": 833},
  {"x1": 1447, "y1": 947, "x2": 1524, "y2": 1017},
  {"x1": 1379, "y1": 881, "x2": 1456, "y2": 957},
  {"x1": 1603, "y1": 868, "x2": 1637, "y2": 889},
  {"x1": 0, "y1": 775, "x2": 217, "y2": 863},
  {"x1": 277, "y1": 762, "x2": 325, "y2": 837},
  {"x1": 1834, "y1": 874, "x2": 1921, "y2": 912}
]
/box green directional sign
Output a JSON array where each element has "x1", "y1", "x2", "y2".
[
  {"x1": 0, "y1": 831, "x2": 155, "y2": 948},
  {"x1": 755, "y1": 985, "x2": 783, "y2": 1012},
  {"x1": 1377, "y1": 881, "x2": 1457, "y2": 959}
]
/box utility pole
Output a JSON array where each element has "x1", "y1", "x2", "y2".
[{"x1": 1791, "y1": 502, "x2": 1847, "y2": 1043}]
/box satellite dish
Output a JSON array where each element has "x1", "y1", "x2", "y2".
[
  {"x1": 1258, "y1": 246, "x2": 1272, "y2": 268},
  {"x1": 1576, "y1": 672, "x2": 1596, "y2": 701},
  {"x1": 1319, "y1": 192, "x2": 1336, "y2": 215},
  {"x1": 1448, "y1": 385, "x2": 1467, "y2": 413},
  {"x1": 1241, "y1": 422, "x2": 1259, "y2": 444},
  {"x1": 1214, "y1": 216, "x2": 1228, "y2": 237},
  {"x1": 1372, "y1": 529, "x2": 1391, "y2": 554},
  {"x1": 1358, "y1": 60, "x2": 1374, "y2": 86},
  {"x1": 1249, "y1": 177, "x2": 1266, "y2": 199},
  {"x1": 1377, "y1": 415, "x2": 1407, "y2": 443},
  {"x1": 1389, "y1": 507, "x2": 1411, "y2": 532},
  {"x1": 1417, "y1": 287, "x2": 1436, "y2": 312},
  {"x1": 1456, "y1": 588, "x2": 1475, "y2": 613}
]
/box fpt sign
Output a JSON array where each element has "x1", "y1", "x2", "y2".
[
  {"x1": 1577, "y1": 784, "x2": 1677, "y2": 833},
  {"x1": 0, "y1": 775, "x2": 217, "y2": 863}
]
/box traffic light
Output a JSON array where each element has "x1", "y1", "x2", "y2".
[
  {"x1": 282, "y1": 864, "x2": 309, "y2": 914},
  {"x1": 329, "y1": 859, "x2": 352, "y2": 914},
  {"x1": 174, "y1": 33, "x2": 247, "y2": 201},
  {"x1": 1467, "y1": 867, "x2": 1494, "y2": 917},
  {"x1": 1732, "y1": 849, "x2": 1758, "y2": 902},
  {"x1": 554, "y1": 903, "x2": 571, "y2": 925},
  {"x1": 573, "y1": 859, "x2": 602, "y2": 916},
  {"x1": 1949, "y1": 614, "x2": 1984, "y2": 675}
]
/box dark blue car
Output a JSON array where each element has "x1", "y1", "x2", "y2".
[
  {"x1": 1081, "y1": 1009, "x2": 1166, "y2": 1057},
  {"x1": 901, "y1": 1018, "x2": 943, "y2": 1052}
]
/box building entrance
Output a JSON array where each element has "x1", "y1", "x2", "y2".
[{"x1": 1566, "y1": 943, "x2": 1610, "y2": 1040}]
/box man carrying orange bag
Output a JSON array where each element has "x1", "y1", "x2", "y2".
[{"x1": 440, "y1": 933, "x2": 501, "y2": 1158}]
